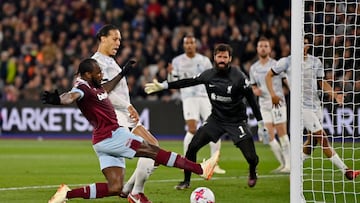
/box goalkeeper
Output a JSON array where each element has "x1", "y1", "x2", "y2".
[
  {"x1": 265, "y1": 35, "x2": 360, "y2": 180},
  {"x1": 145, "y1": 43, "x2": 268, "y2": 188}
]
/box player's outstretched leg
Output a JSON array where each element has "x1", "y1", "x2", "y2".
[
  {"x1": 345, "y1": 169, "x2": 360, "y2": 180},
  {"x1": 121, "y1": 125, "x2": 159, "y2": 202},
  {"x1": 123, "y1": 158, "x2": 156, "y2": 203},
  {"x1": 48, "y1": 184, "x2": 71, "y2": 203}
]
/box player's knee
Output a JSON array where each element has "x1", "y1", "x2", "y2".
[
  {"x1": 107, "y1": 182, "x2": 123, "y2": 195},
  {"x1": 188, "y1": 128, "x2": 197, "y2": 135}
]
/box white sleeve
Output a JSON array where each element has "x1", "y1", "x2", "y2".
[
  {"x1": 249, "y1": 65, "x2": 256, "y2": 85},
  {"x1": 272, "y1": 57, "x2": 289, "y2": 75}
]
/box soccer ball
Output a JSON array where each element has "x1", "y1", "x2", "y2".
[{"x1": 190, "y1": 187, "x2": 215, "y2": 203}]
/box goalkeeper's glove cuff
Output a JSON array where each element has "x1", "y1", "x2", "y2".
[{"x1": 162, "y1": 81, "x2": 168, "y2": 89}]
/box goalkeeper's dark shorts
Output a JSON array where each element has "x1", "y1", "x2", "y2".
[{"x1": 193, "y1": 116, "x2": 253, "y2": 146}]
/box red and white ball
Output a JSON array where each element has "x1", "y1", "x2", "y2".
[{"x1": 190, "y1": 187, "x2": 215, "y2": 203}]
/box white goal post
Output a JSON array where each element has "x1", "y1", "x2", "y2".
[
  {"x1": 291, "y1": 1, "x2": 360, "y2": 202},
  {"x1": 290, "y1": 0, "x2": 304, "y2": 202}
]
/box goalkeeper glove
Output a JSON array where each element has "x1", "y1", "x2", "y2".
[
  {"x1": 41, "y1": 90, "x2": 61, "y2": 105},
  {"x1": 257, "y1": 120, "x2": 269, "y2": 144},
  {"x1": 144, "y1": 79, "x2": 167, "y2": 94}
]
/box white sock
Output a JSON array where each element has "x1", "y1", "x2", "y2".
[
  {"x1": 329, "y1": 153, "x2": 348, "y2": 174},
  {"x1": 123, "y1": 158, "x2": 156, "y2": 195},
  {"x1": 184, "y1": 132, "x2": 194, "y2": 155},
  {"x1": 210, "y1": 139, "x2": 221, "y2": 156},
  {"x1": 132, "y1": 158, "x2": 156, "y2": 194},
  {"x1": 122, "y1": 170, "x2": 136, "y2": 195},
  {"x1": 279, "y1": 135, "x2": 291, "y2": 169},
  {"x1": 269, "y1": 139, "x2": 284, "y2": 167}
]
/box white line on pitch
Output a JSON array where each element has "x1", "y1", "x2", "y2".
[{"x1": 0, "y1": 174, "x2": 289, "y2": 192}]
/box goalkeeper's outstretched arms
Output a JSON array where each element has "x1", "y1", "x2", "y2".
[
  {"x1": 144, "y1": 77, "x2": 202, "y2": 94},
  {"x1": 41, "y1": 89, "x2": 81, "y2": 105}
]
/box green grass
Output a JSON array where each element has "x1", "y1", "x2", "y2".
[{"x1": 0, "y1": 139, "x2": 358, "y2": 202}]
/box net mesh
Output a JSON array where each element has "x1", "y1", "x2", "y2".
[{"x1": 302, "y1": 1, "x2": 360, "y2": 202}]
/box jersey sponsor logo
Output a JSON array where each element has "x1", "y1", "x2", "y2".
[
  {"x1": 210, "y1": 93, "x2": 232, "y2": 102},
  {"x1": 97, "y1": 92, "x2": 108, "y2": 101},
  {"x1": 209, "y1": 84, "x2": 215, "y2": 87}
]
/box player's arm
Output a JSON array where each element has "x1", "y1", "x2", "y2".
[
  {"x1": 251, "y1": 85, "x2": 262, "y2": 96},
  {"x1": 102, "y1": 73, "x2": 125, "y2": 93},
  {"x1": 244, "y1": 85, "x2": 263, "y2": 122},
  {"x1": 145, "y1": 76, "x2": 202, "y2": 94},
  {"x1": 243, "y1": 81, "x2": 270, "y2": 142},
  {"x1": 282, "y1": 77, "x2": 290, "y2": 92},
  {"x1": 318, "y1": 79, "x2": 343, "y2": 105},
  {"x1": 59, "y1": 91, "x2": 82, "y2": 105},
  {"x1": 249, "y1": 66, "x2": 262, "y2": 96},
  {"x1": 127, "y1": 104, "x2": 140, "y2": 123},
  {"x1": 102, "y1": 59, "x2": 136, "y2": 93},
  {"x1": 41, "y1": 89, "x2": 82, "y2": 105},
  {"x1": 265, "y1": 69, "x2": 283, "y2": 106}
]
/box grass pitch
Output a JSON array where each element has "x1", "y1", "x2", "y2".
[{"x1": 0, "y1": 139, "x2": 358, "y2": 202}]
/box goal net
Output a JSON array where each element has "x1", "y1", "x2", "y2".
[{"x1": 292, "y1": 1, "x2": 360, "y2": 202}]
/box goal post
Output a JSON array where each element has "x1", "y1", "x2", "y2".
[
  {"x1": 292, "y1": 1, "x2": 360, "y2": 202},
  {"x1": 290, "y1": 0, "x2": 304, "y2": 202}
]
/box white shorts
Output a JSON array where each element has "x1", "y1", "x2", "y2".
[
  {"x1": 260, "y1": 106, "x2": 287, "y2": 124},
  {"x1": 115, "y1": 109, "x2": 136, "y2": 128},
  {"x1": 182, "y1": 97, "x2": 211, "y2": 121},
  {"x1": 303, "y1": 108, "x2": 323, "y2": 132},
  {"x1": 92, "y1": 127, "x2": 144, "y2": 170}
]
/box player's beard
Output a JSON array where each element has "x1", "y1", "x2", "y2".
[
  {"x1": 92, "y1": 78, "x2": 102, "y2": 88},
  {"x1": 215, "y1": 62, "x2": 230, "y2": 73},
  {"x1": 259, "y1": 53, "x2": 268, "y2": 59}
]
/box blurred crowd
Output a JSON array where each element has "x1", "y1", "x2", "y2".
[{"x1": 0, "y1": 0, "x2": 358, "y2": 104}]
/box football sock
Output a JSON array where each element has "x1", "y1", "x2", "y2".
[
  {"x1": 184, "y1": 132, "x2": 194, "y2": 155},
  {"x1": 67, "y1": 183, "x2": 109, "y2": 199},
  {"x1": 279, "y1": 134, "x2": 291, "y2": 169},
  {"x1": 329, "y1": 153, "x2": 347, "y2": 174},
  {"x1": 269, "y1": 139, "x2": 284, "y2": 167},
  {"x1": 132, "y1": 158, "x2": 156, "y2": 194},
  {"x1": 155, "y1": 149, "x2": 202, "y2": 174},
  {"x1": 122, "y1": 172, "x2": 135, "y2": 196},
  {"x1": 122, "y1": 157, "x2": 156, "y2": 195}
]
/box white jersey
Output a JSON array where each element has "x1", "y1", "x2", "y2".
[
  {"x1": 92, "y1": 52, "x2": 133, "y2": 126},
  {"x1": 249, "y1": 58, "x2": 286, "y2": 109},
  {"x1": 302, "y1": 54, "x2": 323, "y2": 110},
  {"x1": 271, "y1": 54, "x2": 324, "y2": 110},
  {"x1": 171, "y1": 53, "x2": 212, "y2": 100},
  {"x1": 272, "y1": 56, "x2": 291, "y2": 88}
]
